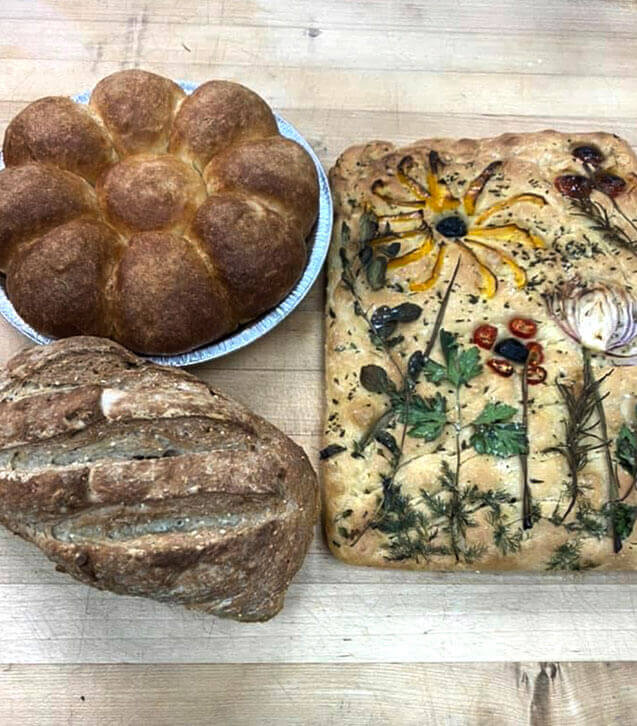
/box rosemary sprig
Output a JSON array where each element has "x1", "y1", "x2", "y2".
[
  {"x1": 581, "y1": 349, "x2": 622, "y2": 552},
  {"x1": 547, "y1": 361, "x2": 611, "y2": 525},
  {"x1": 571, "y1": 197, "x2": 637, "y2": 256}
]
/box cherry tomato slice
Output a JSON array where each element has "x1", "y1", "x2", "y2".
[
  {"x1": 472, "y1": 324, "x2": 498, "y2": 350},
  {"x1": 525, "y1": 341, "x2": 544, "y2": 365},
  {"x1": 509, "y1": 317, "x2": 537, "y2": 339},
  {"x1": 487, "y1": 358, "x2": 514, "y2": 378},
  {"x1": 526, "y1": 365, "x2": 547, "y2": 385}
]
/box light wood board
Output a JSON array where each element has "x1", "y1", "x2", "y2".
[
  {"x1": 1, "y1": 662, "x2": 636, "y2": 726},
  {"x1": 1, "y1": 0, "x2": 637, "y2": 721}
]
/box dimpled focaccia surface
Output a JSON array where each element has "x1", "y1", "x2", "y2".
[
  {"x1": 0, "y1": 69, "x2": 319, "y2": 355},
  {"x1": 0, "y1": 336, "x2": 319, "y2": 621},
  {"x1": 324, "y1": 130, "x2": 637, "y2": 571}
]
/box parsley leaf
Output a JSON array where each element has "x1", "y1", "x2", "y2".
[
  {"x1": 422, "y1": 330, "x2": 483, "y2": 387},
  {"x1": 421, "y1": 358, "x2": 447, "y2": 384},
  {"x1": 439, "y1": 329, "x2": 458, "y2": 367},
  {"x1": 616, "y1": 423, "x2": 636, "y2": 477},
  {"x1": 470, "y1": 402, "x2": 526, "y2": 458},
  {"x1": 454, "y1": 347, "x2": 483, "y2": 387},
  {"x1": 396, "y1": 392, "x2": 447, "y2": 441},
  {"x1": 470, "y1": 422, "x2": 527, "y2": 458},
  {"x1": 473, "y1": 402, "x2": 517, "y2": 426}
]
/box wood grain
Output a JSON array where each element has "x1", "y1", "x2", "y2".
[
  {"x1": 1, "y1": 0, "x2": 637, "y2": 719},
  {"x1": 1, "y1": 662, "x2": 636, "y2": 725}
]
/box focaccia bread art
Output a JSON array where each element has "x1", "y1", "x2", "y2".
[{"x1": 324, "y1": 131, "x2": 637, "y2": 571}]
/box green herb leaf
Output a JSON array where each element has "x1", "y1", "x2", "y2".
[
  {"x1": 452, "y1": 346, "x2": 483, "y2": 387},
  {"x1": 470, "y1": 422, "x2": 528, "y2": 458},
  {"x1": 546, "y1": 540, "x2": 594, "y2": 571},
  {"x1": 319, "y1": 444, "x2": 346, "y2": 460},
  {"x1": 421, "y1": 358, "x2": 447, "y2": 384},
  {"x1": 439, "y1": 329, "x2": 458, "y2": 367},
  {"x1": 366, "y1": 256, "x2": 387, "y2": 290},
  {"x1": 375, "y1": 430, "x2": 400, "y2": 455},
  {"x1": 359, "y1": 210, "x2": 378, "y2": 244},
  {"x1": 473, "y1": 402, "x2": 517, "y2": 426},
  {"x1": 438, "y1": 329, "x2": 482, "y2": 387},
  {"x1": 604, "y1": 501, "x2": 637, "y2": 545},
  {"x1": 396, "y1": 392, "x2": 448, "y2": 441},
  {"x1": 391, "y1": 302, "x2": 422, "y2": 323},
  {"x1": 616, "y1": 423, "x2": 637, "y2": 477},
  {"x1": 359, "y1": 364, "x2": 394, "y2": 394},
  {"x1": 341, "y1": 221, "x2": 351, "y2": 245}
]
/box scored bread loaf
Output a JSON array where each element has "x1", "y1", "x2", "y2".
[
  {"x1": 0, "y1": 337, "x2": 319, "y2": 621},
  {"x1": 0, "y1": 69, "x2": 320, "y2": 354}
]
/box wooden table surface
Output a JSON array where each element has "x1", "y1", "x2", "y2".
[{"x1": 1, "y1": 1, "x2": 637, "y2": 723}]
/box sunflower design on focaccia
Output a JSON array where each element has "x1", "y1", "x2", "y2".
[{"x1": 323, "y1": 131, "x2": 637, "y2": 571}]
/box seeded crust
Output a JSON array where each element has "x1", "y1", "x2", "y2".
[
  {"x1": 324, "y1": 130, "x2": 637, "y2": 571},
  {"x1": 0, "y1": 336, "x2": 319, "y2": 621}
]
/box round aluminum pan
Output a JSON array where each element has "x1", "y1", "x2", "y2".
[{"x1": 0, "y1": 80, "x2": 332, "y2": 366}]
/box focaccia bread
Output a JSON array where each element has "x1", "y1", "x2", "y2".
[
  {"x1": 0, "y1": 337, "x2": 319, "y2": 620},
  {"x1": 324, "y1": 131, "x2": 637, "y2": 571}
]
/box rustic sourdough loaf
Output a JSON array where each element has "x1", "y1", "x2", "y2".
[
  {"x1": 0, "y1": 69, "x2": 319, "y2": 354},
  {"x1": 0, "y1": 337, "x2": 319, "y2": 621}
]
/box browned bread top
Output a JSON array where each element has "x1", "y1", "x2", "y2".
[
  {"x1": 0, "y1": 336, "x2": 319, "y2": 621},
  {"x1": 0, "y1": 69, "x2": 320, "y2": 354}
]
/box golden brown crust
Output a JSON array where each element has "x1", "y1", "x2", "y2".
[
  {"x1": 192, "y1": 194, "x2": 307, "y2": 320},
  {"x1": 89, "y1": 69, "x2": 185, "y2": 156},
  {"x1": 0, "y1": 71, "x2": 319, "y2": 354},
  {"x1": 97, "y1": 153, "x2": 207, "y2": 235},
  {"x1": 112, "y1": 231, "x2": 236, "y2": 354},
  {"x1": 0, "y1": 336, "x2": 319, "y2": 621},
  {"x1": 169, "y1": 80, "x2": 278, "y2": 170},
  {"x1": 204, "y1": 135, "x2": 320, "y2": 237},
  {"x1": 2, "y1": 96, "x2": 116, "y2": 184},
  {"x1": 324, "y1": 130, "x2": 637, "y2": 572},
  {"x1": 0, "y1": 162, "x2": 97, "y2": 270},
  {"x1": 6, "y1": 218, "x2": 120, "y2": 338}
]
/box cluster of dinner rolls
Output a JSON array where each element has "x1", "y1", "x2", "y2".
[{"x1": 0, "y1": 70, "x2": 319, "y2": 354}]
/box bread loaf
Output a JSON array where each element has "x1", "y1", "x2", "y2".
[
  {"x1": 0, "y1": 337, "x2": 319, "y2": 621},
  {"x1": 0, "y1": 69, "x2": 320, "y2": 354}
]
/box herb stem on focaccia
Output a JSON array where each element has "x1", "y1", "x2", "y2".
[
  {"x1": 520, "y1": 358, "x2": 533, "y2": 530},
  {"x1": 583, "y1": 349, "x2": 622, "y2": 553}
]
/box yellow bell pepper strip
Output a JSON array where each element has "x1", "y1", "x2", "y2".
[
  {"x1": 387, "y1": 232, "x2": 435, "y2": 269},
  {"x1": 425, "y1": 150, "x2": 460, "y2": 213},
  {"x1": 370, "y1": 227, "x2": 430, "y2": 247},
  {"x1": 465, "y1": 223, "x2": 544, "y2": 249},
  {"x1": 463, "y1": 238, "x2": 527, "y2": 289},
  {"x1": 456, "y1": 241, "x2": 498, "y2": 298},
  {"x1": 463, "y1": 161, "x2": 502, "y2": 215},
  {"x1": 371, "y1": 179, "x2": 428, "y2": 209},
  {"x1": 396, "y1": 155, "x2": 430, "y2": 200},
  {"x1": 409, "y1": 243, "x2": 446, "y2": 292},
  {"x1": 473, "y1": 193, "x2": 547, "y2": 226},
  {"x1": 376, "y1": 210, "x2": 424, "y2": 226}
]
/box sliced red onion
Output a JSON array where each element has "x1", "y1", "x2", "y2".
[{"x1": 544, "y1": 278, "x2": 637, "y2": 365}]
